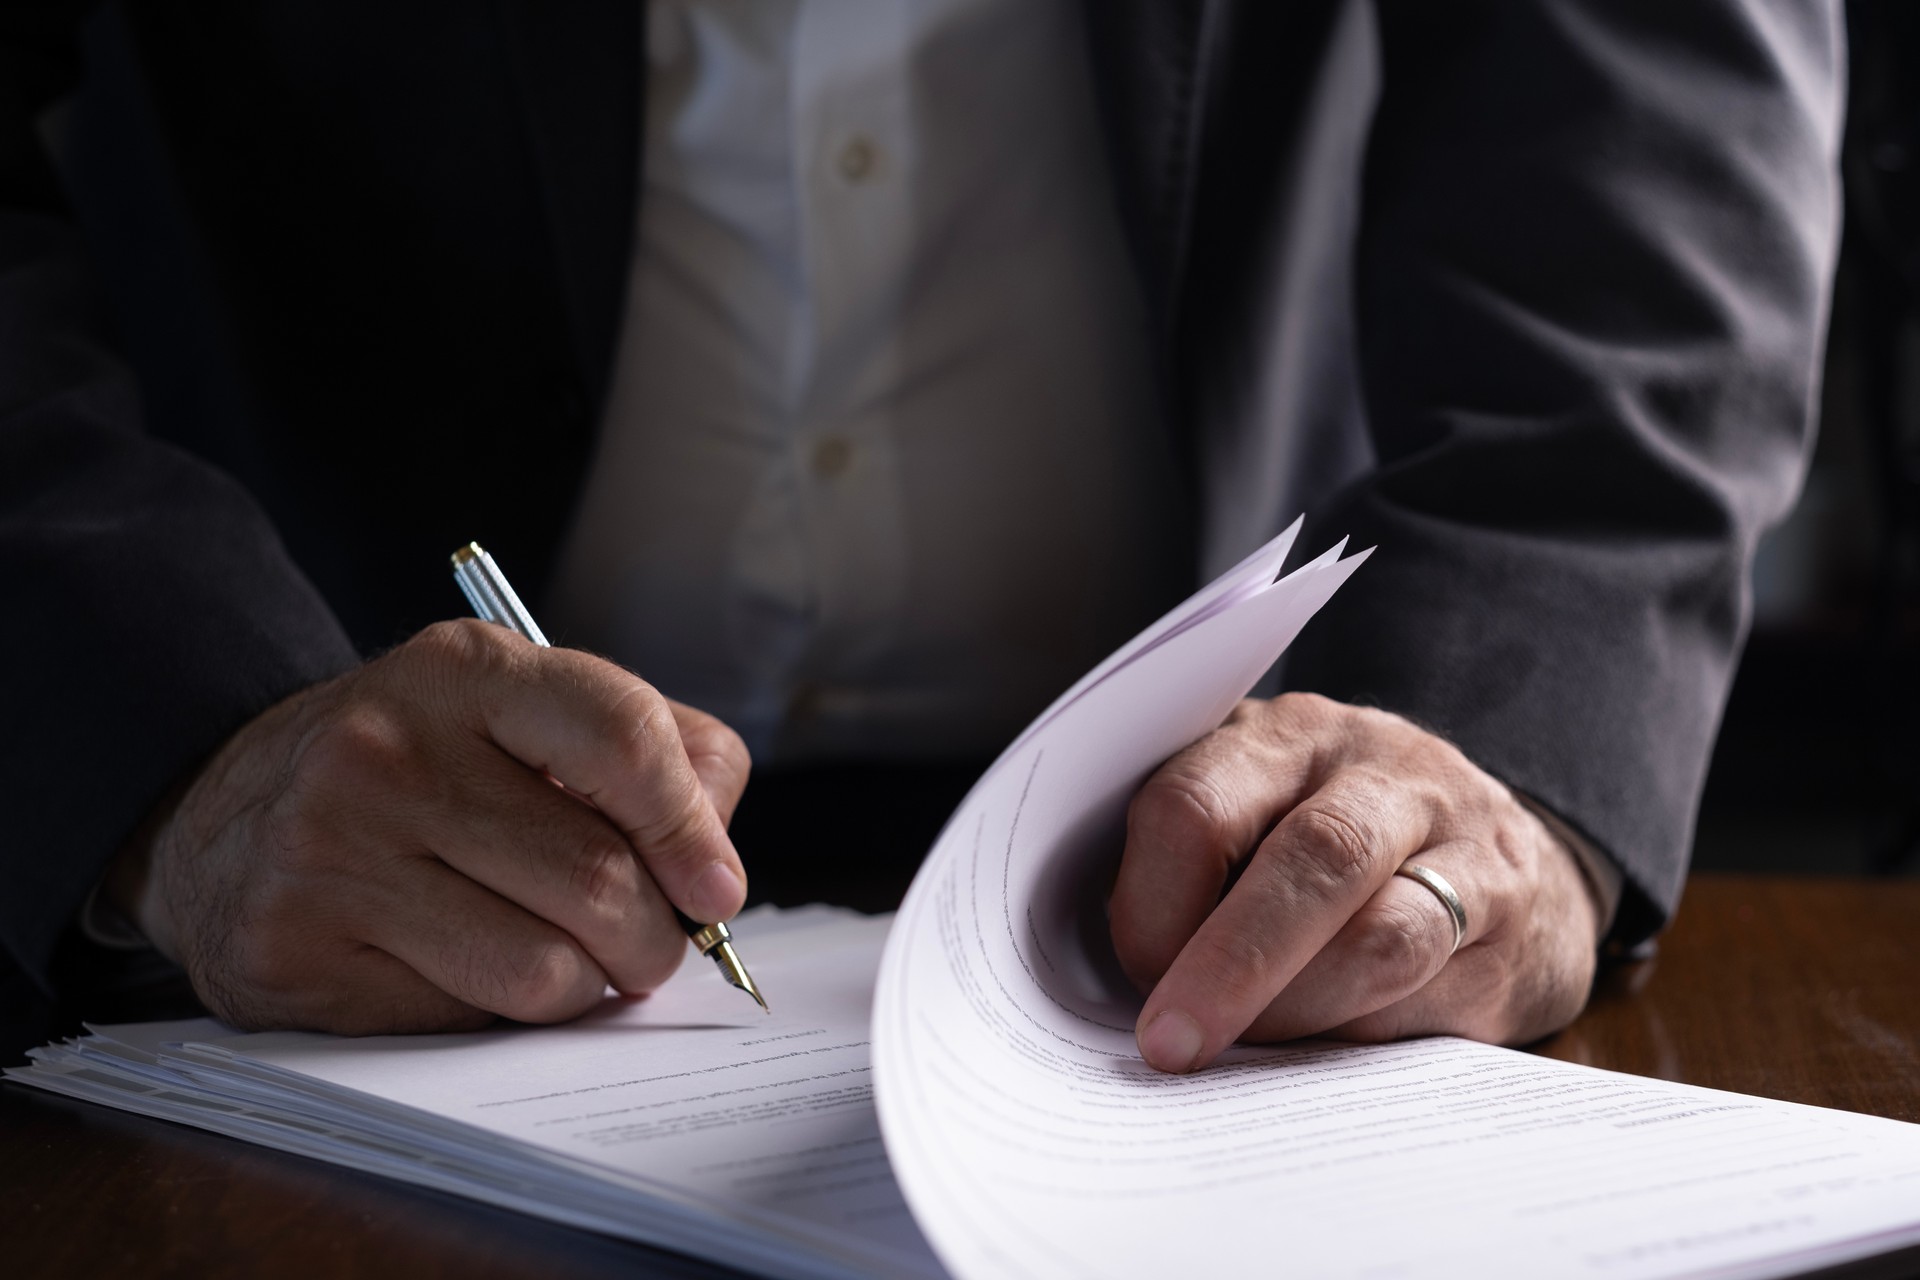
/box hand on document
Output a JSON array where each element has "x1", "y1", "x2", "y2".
[
  {"x1": 99, "y1": 620, "x2": 752, "y2": 1034},
  {"x1": 1113, "y1": 693, "x2": 1603, "y2": 1072},
  {"x1": 28, "y1": 526, "x2": 1920, "y2": 1280}
]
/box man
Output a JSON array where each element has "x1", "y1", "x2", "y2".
[{"x1": 1, "y1": 1, "x2": 1841, "y2": 1071}]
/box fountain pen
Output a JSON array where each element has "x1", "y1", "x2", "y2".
[{"x1": 450, "y1": 541, "x2": 768, "y2": 1013}]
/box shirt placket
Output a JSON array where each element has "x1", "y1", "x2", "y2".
[{"x1": 779, "y1": 0, "x2": 917, "y2": 739}]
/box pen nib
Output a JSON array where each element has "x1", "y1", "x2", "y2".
[
  {"x1": 709, "y1": 939, "x2": 770, "y2": 1014},
  {"x1": 687, "y1": 918, "x2": 769, "y2": 1013}
]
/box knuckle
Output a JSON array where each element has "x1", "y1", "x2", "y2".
[
  {"x1": 1286, "y1": 802, "x2": 1380, "y2": 889},
  {"x1": 1270, "y1": 691, "x2": 1343, "y2": 731},
  {"x1": 1189, "y1": 928, "x2": 1275, "y2": 1002},
  {"x1": 1128, "y1": 768, "x2": 1234, "y2": 859},
  {"x1": 1356, "y1": 898, "x2": 1434, "y2": 985},
  {"x1": 682, "y1": 716, "x2": 750, "y2": 780},
  {"x1": 568, "y1": 833, "x2": 641, "y2": 918},
  {"x1": 601, "y1": 684, "x2": 674, "y2": 771},
  {"x1": 1349, "y1": 703, "x2": 1410, "y2": 739},
  {"x1": 1281, "y1": 694, "x2": 1418, "y2": 758},
  {"x1": 446, "y1": 937, "x2": 589, "y2": 1019},
  {"x1": 595, "y1": 697, "x2": 724, "y2": 869},
  {"x1": 440, "y1": 938, "x2": 513, "y2": 1012},
  {"x1": 256, "y1": 781, "x2": 338, "y2": 877},
  {"x1": 297, "y1": 707, "x2": 416, "y2": 794},
  {"x1": 1487, "y1": 795, "x2": 1548, "y2": 873},
  {"x1": 1338, "y1": 761, "x2": 1398, "y2": 802},
  {"x1": 513, "y1": 941, "x2": 593, "y2": 1017},
  {"x1": 1273, "y1": 690, "x2": 1332, "y2": 716},
  {"x1": 413, "y1": 617, "x2": 510, "y2": 670},
  {"x1": 639, "y1": 793, "x2": 719, "y2": 871}
]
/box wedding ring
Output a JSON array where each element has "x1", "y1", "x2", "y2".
[{"x1": 1394, "y1": 863, "x2": 1468, "y2": 956}]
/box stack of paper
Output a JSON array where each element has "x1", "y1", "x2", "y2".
[
  {"x1": 20, "y1": 906, "x2": 937, "y2": 1278},
  {"x1": 13, "y1": 525, "x2": 1920, "y2": 1279}
]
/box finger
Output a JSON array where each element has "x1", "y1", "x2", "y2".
[
  {"x1": 290, "y1": 947, "x2": 498, "y2": 1037},
  {"x1": 359, "y1": 854, "x2": 615, "y2": 1024},
  {"x1": 1134, "y1": 767, "x2": 1429, "y2": 1073},
  {"x1": 1242, "y1": 842, "x2": 1490, "y2": 1042},
  {"x1": 426, "y1": 622, "x2": 746, "y2": 923},
  {"x1": 432, "y1": 745, "x2": 688, "y2": 995},
  {"x1": 1325, "y1": 944, "x2": 1518, "y2": 1045},
  {"x1": 1110, "y1": 713, "x2": 1337, "y2": 992},
  {"x1": 1329, "y1": 852, "x2": 1596, "y2": 1047},
  {"x1": 191, "y1": 922, "x2": 498, "y2": 1037},
  {"x1": 667, "y1": 700, "x2": 751, "y2": 827}
]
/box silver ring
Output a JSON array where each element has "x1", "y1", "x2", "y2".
[{"x1": 1394, "y1": 863, "x2": 1468, "y2": 956}]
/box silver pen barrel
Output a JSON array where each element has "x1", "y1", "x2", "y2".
[{"x1": 451, "y1": 542, "x2": 550, "y2": 646}]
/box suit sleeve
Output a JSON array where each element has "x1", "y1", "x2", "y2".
[
  {"x1": 1284, "y1": 1, "x2": 1844, "y2": 946},
  {"x1": 0, "y1": 4, "x2": 358, "y2": 996}
]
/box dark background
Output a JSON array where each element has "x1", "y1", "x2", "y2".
[{"x1": 1692, "y1": 0, "x2": 1920, "y2": 881}]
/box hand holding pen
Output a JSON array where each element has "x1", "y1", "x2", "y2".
[
  {"x1": 453, "y1": 542, "x2": 765, "y2": 1010},
  {"x1": 96, "y1": 549, "x2": 759, "y2": 1033}
]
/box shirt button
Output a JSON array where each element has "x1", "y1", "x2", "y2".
[
  {"x1": 811, "y1": 436, "x2": 854, "y2": 479},
  {"x1": 837, "y1": 136, "x2": 879, "y2": 183}
]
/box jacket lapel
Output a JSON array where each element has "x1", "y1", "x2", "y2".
[
  {"x1": 491, "y1": 0, "x2": 642, "y2": 406},
  {"x1": 1081, "y1": 0, "x2": 1220, "y2": 336}
]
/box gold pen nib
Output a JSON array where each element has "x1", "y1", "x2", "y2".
[
  {"x1": 710, "y1": 939, "x2": 770, "y2": 1014},
  {"x1": 687, "y1": 919, "x2": 769, "y2": 1013}
]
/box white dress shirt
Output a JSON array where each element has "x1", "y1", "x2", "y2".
[{"x1": 545, "y1": 0, "x2": 1189, "y2": 762}]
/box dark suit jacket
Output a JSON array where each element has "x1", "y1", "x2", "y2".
[{"x1": 0, "y1": 1, "x2": 1842, "y2": 1034}]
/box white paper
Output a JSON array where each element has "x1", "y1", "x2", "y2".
[
  {"x1": 868, "y1": 544, "x2": 1920, "y2": 1280},
  {"x1": 17, "y1": 908, "x2": 939, "y2": 1280},
  {"x1": 15, "y1": 525, "x2": 1920, "y2": 1280}
]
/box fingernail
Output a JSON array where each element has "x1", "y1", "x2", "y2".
[
  {"x1": 1139, "y1": 1009, "x2": 1205, "y2": 1073},
  {"x1": 690, "y1": 861, "x2": 743, "y2": 920}
]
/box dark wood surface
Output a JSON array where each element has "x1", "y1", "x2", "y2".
[
  {"x1": 3, "y1": 874, "x2": 1917, "y2": 1278},
  {"x1": 1535, "y1": 875, "x2": 1920, "y2": 1122}
]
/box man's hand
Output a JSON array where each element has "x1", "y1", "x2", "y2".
[
  {"x1": 1111, "y1": 694, "x2": 1602, "y2": 1072},
  {"x1": 105, "y1": 620, "x2": 751, "y2": 1035}
]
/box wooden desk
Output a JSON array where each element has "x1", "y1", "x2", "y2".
[
  {"x1": 1535, "y1": 876, "x2": 1920, "y2": 1122},
  {"x1": 4, "y1": 874, "x2": 1917, "y2": 1278}
]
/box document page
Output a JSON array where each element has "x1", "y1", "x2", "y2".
[
  {"x1": 18, "y1": 909, "x2": 941, "y2": 1280},
  {"x1": 870, "y1": 541, "x2": 1920, "y2": 1280},
  {"x1": 200, "y1": 909, "x2": 938, "y2": 1279},
  {"x1": 19, "y1": 523, "x2": 1920, "y2": 1280}
]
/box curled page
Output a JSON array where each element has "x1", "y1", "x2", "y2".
[
  {"x1": 873, "y1": 533, "x2": 1374, "y2": 1270},
  {"x1": 870, "y1": 536, "x2": 1920, "y2": 1280},
  {"x1": 19, "y1": 523, "x2": 1920, "y2": 1280}
]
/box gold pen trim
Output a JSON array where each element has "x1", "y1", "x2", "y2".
[{"x1": 688, "y1": 920, "x2": 770, "y2": 1013}]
